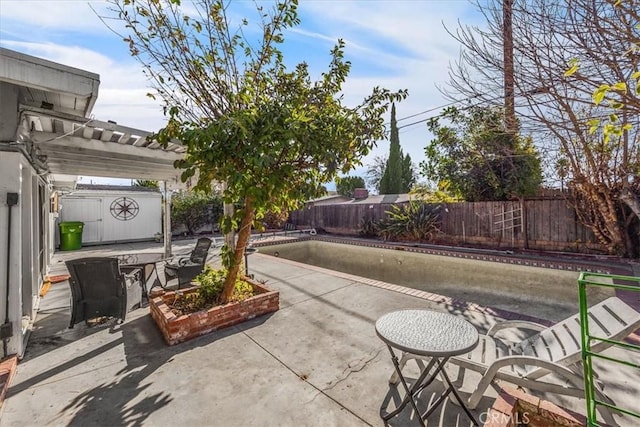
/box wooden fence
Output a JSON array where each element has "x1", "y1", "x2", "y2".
[{"x1": 289, "y1": 199, "x2": 604, "y2": 253}]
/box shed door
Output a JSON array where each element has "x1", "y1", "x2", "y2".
[{"x1": 61, "y1": 198, "x2": 103, "y2": 243}]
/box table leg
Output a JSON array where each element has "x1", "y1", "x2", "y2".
[
  {"x1": 382, "y1": 350, "x2": 478, "y2": 426},
  {"x1": 382, "y1": 346, "x2": 442, "y2": 427},
  {"x1": 440, "y1": 367, "x2": 479, "y2": 426},
  {"x1": 145, "y1": 263, "x2": 169, "y2": 296}
]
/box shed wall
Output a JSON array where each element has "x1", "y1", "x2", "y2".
[{"x1": 59, "y1": 191, "x2": 162, "y2": 245}]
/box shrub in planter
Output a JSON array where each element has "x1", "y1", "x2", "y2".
[
  {"x1": 150, "y1": 266, "x2": 279, "y2": 345},
  {"x1": 359, "y1": 216, "x2": 380, "y2": 237},
  {"x1": 169, "y1": 266, "x2": 254, "y2": 316}
]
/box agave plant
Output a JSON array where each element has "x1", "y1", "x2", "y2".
[{"x1": 379, "y1": 201, "x2": 441, "y2": 242}]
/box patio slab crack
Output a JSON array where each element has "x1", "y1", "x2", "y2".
[{"x1": 322, "y1": 347, "x2": 384, "y2": 392}]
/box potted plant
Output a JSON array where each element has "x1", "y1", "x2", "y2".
[{"x1": 150, "y1": 266, "x2": 279, "y2": 345}]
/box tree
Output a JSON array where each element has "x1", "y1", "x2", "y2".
[
  {"x1": 365, "y1": 155, "x2": 387, "y2": 193},
  {"x1": 443, "y1": 0, "x2": 639, "y2": 256},
  {"x1": 566, "y1": 2, "x2": 640, "y2": 226},
  {"x1": 171, "y1": 191, "x2": 222, "y2": 236},
  {"x1": 133, "y1": 179, "x2": 159, "y2": 189},
  {"x1": 335, "y1": 176, "x2": 366, "y2": 198},
  {"x1": 401, "y1": 153, "x2": 416, "y2": 192},
  {"x1": 421, "y1": 106, "x2": 542, "y2": 202},
  {"x1": 379, "y1": 103, "x2": 415, "y2": 194},
  {"x1": 111, "y1": 0, "x2": 407, "y2": 301}
]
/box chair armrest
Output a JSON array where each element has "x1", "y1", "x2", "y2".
[
  {"x1": 122, "y1": 267, "x2": 142, "y2": 284},
  {"x1": 178, "y1": 256, "x2": 192, "y2": 266},
  {"x1": 163, "y1": 256, "x2": 190, "y2": 268},
  {"x1": 487, "y1": 320, "x2": 547, "y2": 337},
  {"x1": 490, "y1": 355, "x2": 584, "y2": 383}
]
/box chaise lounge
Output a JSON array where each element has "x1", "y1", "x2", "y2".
[{"x1": 390, "y1": 296, "x2": 640, "y2": 420}]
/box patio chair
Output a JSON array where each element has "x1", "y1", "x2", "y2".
[
  {"x1": 164, "y1": 237, "x2": 212, "y2": 288},
  {"x1": 390, "y1": 297, "x2": 640, "y2": 413},
  {"x1": 65, "y1": 257, "x2": 142, "y2": 328}
]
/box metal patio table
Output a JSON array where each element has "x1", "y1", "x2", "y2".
[
  {"x1": 376, "y1": 310, "x2": 479, "y2": 426},
  {"x1": 117, "y1": 252, "x2": 166, "y2": 300}
]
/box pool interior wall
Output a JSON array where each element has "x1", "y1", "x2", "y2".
[{"x1": 258, "y1": 240, "x2": 613, "y2": 321}]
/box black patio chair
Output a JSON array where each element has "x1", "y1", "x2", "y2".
[
  {"x1": 164, "y1": 237, "x2": 212, "y2": 288},
  {"x1": 65, "y1": 257, "x2": 142, "y2": 328}
]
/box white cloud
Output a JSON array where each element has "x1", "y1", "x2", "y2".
[
  {"x1": 1, "y1": 0, "x2": 485, "y2": 179},
  {"x1": 2, "y1": 40, "x2": 115, "y2": 75},
  {"x1": 294, "y1": 1, "x2": 484, "y2": 173},
  {"x1": 1, "y1": 40, "x2": 165, "y2": 131},
  {"x1": 0, "y1": 1, "x2": 113, "y2": 32}
]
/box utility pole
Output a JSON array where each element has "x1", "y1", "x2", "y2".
[
  {"x1": 503, "y1": 0, "x2": 528, "y2": 249},
  {"x1": 503, "y1": 0, "x2": 516, "y2": 133}
]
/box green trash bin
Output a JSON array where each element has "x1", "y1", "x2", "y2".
[{"x1": 59, "y1": 221, "x2": 84, "y2": 251}]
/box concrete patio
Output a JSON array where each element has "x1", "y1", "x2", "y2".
[{"x1": 1, "y1": 239, "x2": 638, "y2": 426}]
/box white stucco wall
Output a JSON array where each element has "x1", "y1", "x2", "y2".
[{"x1": 0, "y1": 151, "x2": 27, "y2": 357}]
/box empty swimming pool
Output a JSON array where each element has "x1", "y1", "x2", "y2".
[{"x1": 257, "y1": 239, "x2": 614, "y2": 321}]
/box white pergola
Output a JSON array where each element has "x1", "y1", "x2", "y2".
[
  {"x1": 23, "y1": 107, "x2": 187, "y2": 256},
  {"x1": 23, "y1": 106, "x2": 185, "y2": 183},
  {"x1": 2, "y1": 48, "x2": 189, "y2": 256}
]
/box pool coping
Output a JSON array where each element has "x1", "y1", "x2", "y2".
[{"x1": 253, "y1": 234, "x2": 634, "y2": 275}]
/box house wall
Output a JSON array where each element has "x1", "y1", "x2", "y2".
[{"x1": 0, "y1": 150, "x2": 41, "y2": 357}]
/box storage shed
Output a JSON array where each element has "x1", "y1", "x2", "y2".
[{"x1": 59, "y1": 185, "x2": 162, "y2": 246}]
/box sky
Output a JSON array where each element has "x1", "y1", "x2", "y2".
[{"x1": 0, "y1": 0, "x2": 483, "y2": 190}]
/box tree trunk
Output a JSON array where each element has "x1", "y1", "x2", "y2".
[
  {"x1": 220, "y1": 197, "x2": 255, "y2": 303},
  {"x1": 573, "y1": 181, "x2": 627, "y2": 256}
]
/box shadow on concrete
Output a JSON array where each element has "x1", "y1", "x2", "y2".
[
  {"x1": 13, "y1": 309, "x2": 275, "y2": 426},
  {"x1": 378, "y1": 374, "x2": 493, "y2": 427}
]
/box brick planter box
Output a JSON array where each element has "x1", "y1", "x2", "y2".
[
  {"x1": 149, "y1": 279, "x2": 279, "y2": 345},
  {"x1": 483, "y1": 387, "x2": 587, "y2": 427}
]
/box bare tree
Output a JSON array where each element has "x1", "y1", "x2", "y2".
[
  {"x1": 365, "y1": 155, "x2": 387, "y2": 193},
  {"x1": 444, "y1": 0, "x2": 639, "y2": 256}
]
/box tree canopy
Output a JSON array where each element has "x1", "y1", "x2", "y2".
[
  {"x1": 110, "y1": 0, "x2": 407, "y2": 299},
  {"x1": 335, "y1": 176, "x2": 366, "y2": 198},
  {"x1": 133, "y1": 179, "x2": 159, "y2": 189},
  {"x1": 421, "y1": 106, "x2": 542, "y2": 202}
]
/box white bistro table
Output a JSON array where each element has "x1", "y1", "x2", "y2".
[{"x1": 376, "y1": 310, "x2": 479, "y2": 426}]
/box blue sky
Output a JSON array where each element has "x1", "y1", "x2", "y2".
[{"x1": 0, "y1": 0, "x2": 482, "y2": 189}]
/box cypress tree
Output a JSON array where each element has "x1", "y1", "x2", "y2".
[
  {"x1": 379, "y1": 103, "x2": 403, "y2": 194},
  {"x1": 401, "y1": 153, "x2": 415, "y2": 192}
]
